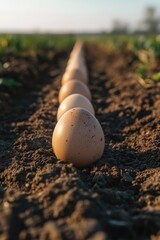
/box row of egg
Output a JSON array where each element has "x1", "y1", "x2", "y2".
[{"x1": 52, "y1": 42, "x2": 105, "y2": 168}]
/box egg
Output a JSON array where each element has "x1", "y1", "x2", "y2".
[
  {"x1": 62, "y1": 67, "x2": 88, "y2": 85},
  {"x1": 66, "y1": 58, "x2": 88, "y2": 77},
  {"x1": 67, "y1": 56, "x2": 86, "y2": 71},
  {"x1": 70, "y1": 41, "x2": 84, "y2": 58},
  {"x1": 70, "y1": 48, "x2": 84, "y2": 60},
  {"x1": 57, "y1": 93, "x2": 95, "y2": 120},
  {"x1": 59, "y1": 79, "x2": 91, "y2": 103},
  {"x1": 52, "y1": 108, "x2": 105, "y2": 168}
]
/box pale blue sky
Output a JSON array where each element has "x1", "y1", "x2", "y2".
[{"x1": 0, "y1": 0, "x2": 160, "y2": 33}]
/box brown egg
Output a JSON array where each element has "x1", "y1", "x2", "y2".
[
  {"x1": 52, "y1": 108, "x2": 105, "y2": 168},
  {"x1": 57, "y1": 93, "x2": 95, "y2": 121},
  {"x1": 66, "y1": 56, "x2": 86, "y2": 71},
  {"x1": 62, "y1": 67, "x2": 88, "y2": 85},
  {"x1": 66, "y1": 57, "x2": 88, "y2": 77},
  {"x1": 70, "y1": 41, "x2": 84, "y2": 58},
  {"x1": 70, "y1": 48, "x2": 84, "y2": 60},
  {"x1": 59, "y1": 79, "x2": 91, "y2": 103}
]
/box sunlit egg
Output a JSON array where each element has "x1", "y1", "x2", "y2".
[
  {"x1": 59, "y1": 79, "x2": 91, "y2": 103},
  {"x1": 52, "y1": 108, "x2": 105, "y2": 168},
  {"x1": 57, "y1": 93, "x2": 95, "y2": 120}
]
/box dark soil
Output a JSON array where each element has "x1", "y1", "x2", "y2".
[{"x1": 0, "y1": 44, "x2": 160, "y2": 240}]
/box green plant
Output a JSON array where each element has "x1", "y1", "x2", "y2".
[{"x1": 0, "y1": 78, "x2": 21, "y2": 87}]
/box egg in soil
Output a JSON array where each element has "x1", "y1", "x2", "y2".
[
  {"x1": 57, "y1": 93, "x2": 95, "y2": 120},
  {"x1": 69, "y1": 49, "x2": 84, "y2": 61},
  {"x1": 67, "y1": 51, "x2": 86, "y2": 65},
  {"x1": 66, "y1": 59, "x2": 88, "y2": 79},
  {"x1": 52, "y1": 108, "x2": 105, "y2": 168},
  {"x1": 59, "y1": 79, "x2": 91, "y2": 103},
  {"x1": 62, "y1": 68, "x2": 88, "y2": 85},
  {"x1": 70, "y1": 42, "x2": 84, "y2": 59},
  {"x1": 66, "y1": 58, "x2": 87, "y2": 73}
]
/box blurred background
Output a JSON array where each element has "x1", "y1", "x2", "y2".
[
  {"x1": 0, "y1": 0, "x2": 160, "y2": 34},
  {"x1": 1, "y1": 0, "x2": 160, "y2": 91}
]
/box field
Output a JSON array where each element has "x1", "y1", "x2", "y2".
[{"x1": 0, "y1": 34, "x2": 160, "y2": 240}]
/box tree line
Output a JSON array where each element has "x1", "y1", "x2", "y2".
[{"x1": 111, "y1": 7, "x2": 160, "y2": 34}]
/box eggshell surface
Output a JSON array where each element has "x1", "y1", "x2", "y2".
[
  {"x1": 57, "y1": 94, "x2": 95, "y2": 120},
  {"x1": 62, "y1": 68, "x2": 88, "y2": 85},
  {"x1": 52, "y1": 108, "x2": 105, "y2": 168},
  {"x1": 66, "y1": 60, "x2": 87, "y2": 76},
  {"x1": 59, "y1": 80, "x2": 91, "y2": 103},
  {"x1": 70, "y1": 41, "x2": 84, "y2": 58}
]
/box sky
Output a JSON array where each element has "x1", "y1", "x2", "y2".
[{"x1": 0, "y1": 0, "x2": 160, "y2": 33}]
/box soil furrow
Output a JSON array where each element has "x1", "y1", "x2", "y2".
[{"x1": 0, "y1": 44, "x2": 160, "y2": 240}]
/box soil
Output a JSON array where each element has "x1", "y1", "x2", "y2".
[{"x1": 0, "y1": 44, "x2": 160, "y2": 240}]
